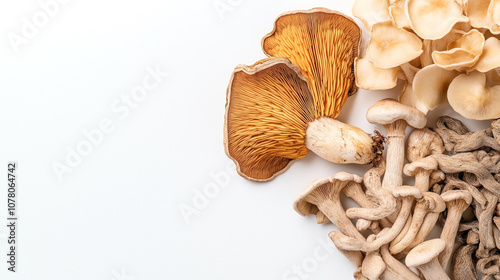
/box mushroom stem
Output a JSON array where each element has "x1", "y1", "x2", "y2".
[
  {"x1": 380, "y1": 244, "x2": 420, "y2": 280},
  {"x1": 416, "y1": 257, "x2": 450, "y2": 280},
  {"x1": 382, "y1": 119, "x2": 407, "y2": 192},
  {"x1": 319, "y1": 199, "x2": 365, "y2": 240},
  {"x1": 305, "y1": 117, "x2": 377, "y2": 164}
]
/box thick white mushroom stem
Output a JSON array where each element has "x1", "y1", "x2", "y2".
[
  {"x1": 305, "y1": 117, "x2": 378, "y2": 164},
  {"x1": 382, "y1": 119, "x2": 408, "y2": 192},
  {"x1": 439, "y1": 190, "x2": 472, "y2": 270}
]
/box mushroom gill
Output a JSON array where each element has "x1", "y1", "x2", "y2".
[
  {"x1": 262, "y1": 8, "x2": 361, "y2": 119},
  {"x1": 224, "y1": 58, "x2": 316, "y2": 181}
]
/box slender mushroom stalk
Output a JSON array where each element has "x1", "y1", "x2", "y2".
[
  {"x1": 332, "y1": 186, "x2": 421, "y2": 252},
  {"x1": 390, "y1": 192, "x2": 446, "y2": 254},
  {"x1": 346, "y1": 158, "x2": 397, "y2": 223},
  {"x1": 366, "y1": 99, "x2": 427, "y2": 194},
  {"x1": 477, "y1": 190, "x2": 498, "y2": 257},
  {"x1": 294, "y1": 172, "x2": 365, "y2": 267},
  {"x1": 406, "y1": 239, "x2": 450, "y2": 280},
  {"x1": 439, "y1": 190, "x2": 473, "y2": 270},
  {"x1": 380, "y1": 244, "x2": 420, "y2": 280},
  {"x1": 361, "y1": 235, "x2": 386, "y2": 280}
]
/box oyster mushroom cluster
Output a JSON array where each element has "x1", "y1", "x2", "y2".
[
  {"x1": 353, "y1": 0, "x2": 500, "y2": 120},
  {"x1": 429, "y1": 116, "x2": 500, "y2": 280},
  {"x1": 294, "y1": 99, "x2": 483, "y2": 279},
  {"x1": 224, "y1": 8, "x2": 384, "y2": 181}
]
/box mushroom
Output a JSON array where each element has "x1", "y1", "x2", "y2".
[
  {"x1": 406, "y1": 0, "x2": 468, "y2": 40},
  {"x1": 406, "y1": 65, "x2": 458, "y2": 114},
  {"x1": 403, "y1": 157, "x2": 439, "y2": 192},
  {"x1": 354, "y1": 58, "x2": 398, "y2": 90},
  {"x1": 262, "y1": 8, "x2": 361, "y2": 114},
  {"x1": 352, "y1": 0, "x2": 391, "y2": 32},
  {"x1": 294, "y1": 172, "x2": 365, "y2": 266},
  {"x1": 471, "y1": 37, "x2": 500, "y2": 72},
  {"x1": 405, "y1": 238, "x2": 450, "y2": 280},
  {"x1": 332, "y1": 186, "x2": 422, "y2": 252},
  {"x1": 225, "y1": 9, "x2": 383, "y2": 181},
  {"x1": 452, "y1": 244, "x2": 479, "y2": 280},
  {"x1": 365, "y1": 21, "x2": 423, "y2": 69},
  {"x1": 224, "y1": 58, "x2": 378, "y2": 181},
  {"x1": 294, "y1": 172, "x2": 365, "y2": 239},
  {"x1": 366, "y1": 99, "x2": 427, "y2": 193},
  {"x1": 432, "y1": 29, "x2": 485, "y2": 71},
  {"x1": 447, "y1": 71, "x2": 500, "y2": 120},
  {"x1": 389, "y1": 0, "x2": 411, "y2": 29},
  {"x1": 361, "y1": 237, "x2": 386, "y2": 280},
  {"x1": 439, "y1": 190, "x2": 473, "y2": 270},
  {"x1": 390, "y1": 192, "x2": 446, "y2": 254},
  {"x1": 467, "y1": 0, "x2": 491, "y2": 29},
  {"x1": 406, "y1": 128, "x2": 445, "y2": 163},
  {"x1": 380, "y1": 244, "x2": 421, "y2": 280}
]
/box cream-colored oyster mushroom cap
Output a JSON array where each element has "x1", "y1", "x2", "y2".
[
  {"x1": 399, "y1": 83, "x2": 426, "y2": 113},
  {"x1": 432, "y1": 29, "x2": 485, "y2": 71},
  {"x1": 352, "y1": 0, "x2": 391, "y2": 31},
  {"x1": 412, "y1": 65, "x2": 458, "y2": 113},
  {"x1": 355, "y1": 58, "x2": 398, "y2": 90},
  {"x1": 366, "y1": 21, "x2": 423, "y2": 69},
  {"x1": 488, "y1": 0, "x2": 500, "y2": 34},
  {"x1": 471, "y1": 37, "x2": 500, "y2": 72},
  {"x1": 389, "y1": 0, "x2": 411, "y2": 29},
  {"x1": 448, "y1": 71, "x2": 500, "y2": 120},
  {"x1": 406, "y1": 0, "x2": 469, "y2": 40},
  {"x1": 467, "y1": 0, "x2": 491, "y2": 29}
]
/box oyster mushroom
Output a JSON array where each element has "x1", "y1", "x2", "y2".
[
  {"x1": 352, "y1": 0, "x2": 391, "y2": 32},
  {"x1": 354, "y1": 58, "x2": 398, "y2": 90},
  {"x1": 406, "y1": 239, "x2": 450, "y2": 280},
  {"x1": 224, "y1": 58, "x2": 378, "y2": 181},
  {"x1": 447, "y1": 71, "x2": 500, "y2": 120},
  {"x1": 471, "y1": 37, "x2": 500, "y2": 72},
  {"x1": 365, "y1": 21, "x2": 423, "y2": 69},
  {"x1": 406, "y1": 0, "x2": 468, "y2": 40},
  {"x1": 432, "y1": 29, "x2": 485, "y2": 71}
]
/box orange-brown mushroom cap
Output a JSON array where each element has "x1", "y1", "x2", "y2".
[
  {"x1": 224, "y1": 58, "x2": 316, "y2": 181},
  {"x1": 262, "y1": 8, "x2": 361, "y2": 119}
]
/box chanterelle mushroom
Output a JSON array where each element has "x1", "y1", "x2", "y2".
[{"x1": 225, "y1": 9, "x2": 381, "y2": 181}]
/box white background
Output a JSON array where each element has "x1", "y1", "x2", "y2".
[{"x1": 0, "y1": 0, "x2": 492, "y2": 279}]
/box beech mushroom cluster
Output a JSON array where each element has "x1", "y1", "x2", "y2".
[
  {"x1": 353, "y1": 0, "x2": 500, "y2": 120},
  {"x1": 224, "y1": 8, "x2": 384, "y2": 181},
  {"x1": 429, "y1": 116, "x2": 500, "y2": 280},
  {"x1": 292, "y1": 99, "x2": 477, "y2": 279}
]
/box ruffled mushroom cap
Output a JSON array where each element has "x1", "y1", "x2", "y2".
[
  {"x1": 262, "y1": 8, "x2": 361, "y2": 119},
  {"x1": 447, "y1": 71, "x2": 500, "y2": 120},
  {"x1": 406, "y1": 0, "x2": 468, "y2": 40},
  {"x1": 389, "y1": 0, "x2": 411, "y2": 29},
  {"x1": 355, "y1": 57, "x2": 398, "y2": 90},
  {"x1": 366, "y1": 21, "x2": 423, "y2": 69},
  {"x1": 432, "y1": 29, "x2": 485, "y2": 71},
  {"x1": 471, "y1": 37, "x2": 500, "y2": 72},
  {"x1": 224, "y1": 58, "x2": 315, "y2": 181},
  {"x1": 352, "y1": 0, "x2": 391, "y2": 31},
  {"x1": 410, "y1": 65, "x2": 458, "y2": 113},
  {"x1": 467, "y1": 0, "x2": 491, "y2": 29}
]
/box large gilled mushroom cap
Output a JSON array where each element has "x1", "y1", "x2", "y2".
[
  {"x1": 262, "y1": 8, "x2": 361, "y2": 119},
  {"x1": 293, "y1": 172, "x2": 363, "y2": 216},
  {"x1": 224, "y1": 58, "x2": 316, "y2": 181},
  {"x1": 447, "y1": 71, "x2": 500, "y2": 120},
  {"x1": 406, "y1": 238, "x2": 446, "y2": 267},
  {"x1": 366, "y1": 98, "x2": 427, "y2": 130}
]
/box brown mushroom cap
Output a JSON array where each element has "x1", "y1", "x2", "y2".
[
  {"x1": 406, "y1": 239, "x2": 446, "y2": 267},
  {"x1": 224, "y1": 58, "x2": 316, "y2": 181},
  {"x1": 366, "y1": 98, "x2": 427, "y2": 129},
  {"x1": 262, "y1": 8, "x2": 361, "y2": 119},
  {"x1": 293, "y1": 172, "x2": 363, "y2": 216}
]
